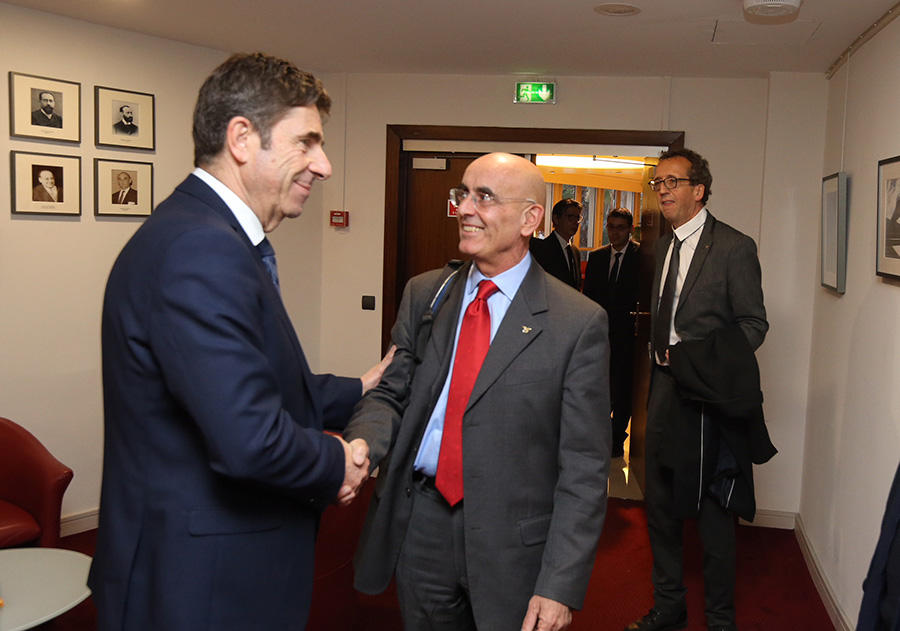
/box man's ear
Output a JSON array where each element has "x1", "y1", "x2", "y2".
[
  {"x1": 225, "y1": 116, "x2": 255, "y2": 165},
  {"x1": 522, "y1": 204, "x2": 545, "y2": 236},
  {"x1": 694, "y1": 183, "x2": 705, "y2": 203}
]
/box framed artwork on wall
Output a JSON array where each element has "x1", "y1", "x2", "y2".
[
  {"x1": 95, "y1": 86, "x2": 156, "y2": 150},
  {"x1": 877, "y1": 155, "x2": 900, "y2": 280},
  {"x1": 95, "y1": 158, "x2": 154, "y2": 217},
  {"x1": 10, "y1": 151, "x2": 82, "y2": 216},
  {"x1": 9, "y1": 72, "x2": 81, "y2": 143},
  {"x1": 821, "y1": 171, "x2": 848, "y2": 293}
]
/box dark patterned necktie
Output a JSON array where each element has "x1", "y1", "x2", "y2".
[
  {"x1": 653, "y1": 237, "x2": 682, "y2": 363},
  {"x1": 257, "y1": 237, "x2": 281, "y2": 295},
  {"x1": 609, "y1": 251, "x2": 622, "y2": 282}
]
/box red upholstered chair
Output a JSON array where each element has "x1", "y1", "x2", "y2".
[{"x1": 0, "y1": 416, "x2": 73, "y2": 548}]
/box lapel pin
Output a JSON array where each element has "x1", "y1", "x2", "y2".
[{"x1": 521, "y1": 326, "x2": 532, "y2": 334}]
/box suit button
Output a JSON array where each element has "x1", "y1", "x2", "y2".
[{"x1": 406, "y1": 487, "x2": 411, "y2": 497}]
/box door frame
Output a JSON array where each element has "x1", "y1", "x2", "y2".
[{"x1": 381, "y1": 124, "x2": 685, "y2": 346}]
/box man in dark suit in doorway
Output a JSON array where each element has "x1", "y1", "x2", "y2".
[
  {"x1": 90, "y1": 52, "x2": 393, "y2": 631},
  {"x1": 625, "y1": 148, "x2": 774, "y2": 631},
  {"x1": 344, "y1": 153, "x2": 610, "y2": 631},
  {"x1": 529, "y1": 198, "x2": 584, "y2": 290},
  {"x1": 583, "y1": 207, "x2": 639, "y2": 457}
]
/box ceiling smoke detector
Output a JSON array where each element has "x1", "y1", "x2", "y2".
[
  {"x1": 594, "y1": 3, "x2": 641, "y2": 17},
  {"x1": 743, "y1": 0, "x2": 802, "y2": 18}
]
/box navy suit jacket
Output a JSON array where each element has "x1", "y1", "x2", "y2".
[{"x1": 89, "y1": 174, "x2": 360, "y2": 631}]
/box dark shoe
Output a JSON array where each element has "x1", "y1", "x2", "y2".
[
  {"x1": 623, "y1": 609, "x2": 688, "y2": 631},
  {"x1": 707, "y1": 626, "x2": 737, "y2": 631}
]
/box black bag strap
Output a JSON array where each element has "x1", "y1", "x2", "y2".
[{"x1": 414, "y1": 259, "x2": 464, "y2": 367}]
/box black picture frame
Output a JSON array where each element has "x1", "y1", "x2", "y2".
[
  {"x1": 9, "y1": 72, "x2": 81, "y2": 143},
  {"x1": 11, "y1": 150, "x2": 82, "y2": 216},
  {"x1": 876, "y1": 155, "x2": 900, "y2": 279},
  {"x1": 95, "y1": 86, "x2": 156, "y2": 150},
  {"x1": 821, "y1": 171, "x2": 848, "y2": 293},
  {"x1": 95, "y1": 158, "x2": 154, "y2": 217}
]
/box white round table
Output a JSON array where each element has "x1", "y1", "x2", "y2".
[{"x1": 0, "y1": 548, "x2": 92, "y2": 631}]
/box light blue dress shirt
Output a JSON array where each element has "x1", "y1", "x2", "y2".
[{"x1": 413, "y1": 254, "x2": 532, "y2": 476}]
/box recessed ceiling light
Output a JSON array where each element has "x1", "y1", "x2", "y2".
[
  {"x1": 594, "y1": 3, "x2": 641, "y2": 17},
  {"x1": 743, "y1": 0, "x2": 801, "y2": 18}
]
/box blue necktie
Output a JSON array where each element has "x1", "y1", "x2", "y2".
[{"x1": 257, "y1": 237, "x2": 280, "y2": 295}]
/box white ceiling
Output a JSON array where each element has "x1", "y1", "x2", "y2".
[{"x1": 5, "y1": 0, "x2": 899, "y2": 78}]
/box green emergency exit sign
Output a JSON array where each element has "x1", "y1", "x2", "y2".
[{"x1": 514, "y1": 82, "x2": 556, "y2": 104}]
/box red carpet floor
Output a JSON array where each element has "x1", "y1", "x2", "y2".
[{"x1": 47, "y1": 497, "x2": 835, "y2": 630}]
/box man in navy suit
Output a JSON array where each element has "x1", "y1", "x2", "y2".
[{"x1": 90, "y1": 52, "x2": 391, "y2": 631}]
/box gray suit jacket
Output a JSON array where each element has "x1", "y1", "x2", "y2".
[
  {"x1": 343, "y1": 258, "x2": 610, "y2": 630},
  {"x1": 651, "y1": 212, "x2": 767, "y2": 352}
]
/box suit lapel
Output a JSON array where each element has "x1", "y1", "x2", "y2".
[
  {"x1": 651, "y1": 234, "x2": 672, "y2": 321},
  {"x1": 177, "y1": 174, "x2": 322, "y2": 420},
  {"x1": 427, "y1": 261, "x2": 469, "y2": 403},
  {"x1": 467, "y1": 262, "x2": 546, "y2": 408},
  {"x1": 677, "y1": 214, "x2": 716, "y2": 313}
]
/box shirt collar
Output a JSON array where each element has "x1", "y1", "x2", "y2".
[
  {"x1": 551, "y1": 230, "x2": 571, "y2": 248},
  {"x1": 468, "y1": 253, "x2": 531, "y2": 302},
  {"x1": 192, "y1": 167, "x2": 265, "y2": 246},
  {"x1": 674, "y1": 207, "x2": 707, "y2": 243}
]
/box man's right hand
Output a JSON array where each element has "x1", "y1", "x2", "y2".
[{"x1": 334, "y1": 436, "x2": 370, "y2": 507}]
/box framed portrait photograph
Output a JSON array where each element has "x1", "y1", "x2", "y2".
[
  {"x1": 821, "y1": 171, "x2": 848, "y2": 293},
  {"x1": 11, "y1": 151, "x2": 82, "y2": 216},
  {"x1": 95, "y1": 86, "x2": 156, "y2": 150},
  {"x1": 95, "y1": 159, "x2": 154, "y2": 217},
  {"x1": 877, "y1": 155, "x2": 900, "y2": 280},
  {"x1": 9, "y1": 72, "x2": 81, "y2": 143}
]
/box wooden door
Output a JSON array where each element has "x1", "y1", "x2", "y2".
[
  {"x1": 627, "y1": 164, "x2": 666, "y2": 493},
  {"x1": 402, "y1": 153, "x2": 479, "y2": 282}
]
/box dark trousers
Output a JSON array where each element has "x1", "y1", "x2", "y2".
[
  {"x1": 395, "y1": 477, "x2": 477, "y2": 631},
  {"x1": 609, "y1": 329, "x2": 634, "y2": 451},
  {"x1": 645, "y1": 367, "x2": 737, "y2": 628}
]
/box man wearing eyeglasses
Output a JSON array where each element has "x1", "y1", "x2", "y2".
[
  {"x1": 583, "y1": 208, "x2": 640, "y2": 458},
  {"x1": 529, "y1": 198, "x2": 584, "y2": 290},
  {"x1": 625, "y1": 149, "x2": 774, "y2": 631},
  {"x1": 344, "y1": 152, "x2": 610, "y2": 631}
]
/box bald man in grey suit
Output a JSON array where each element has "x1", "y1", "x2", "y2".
[{"x1": 344, "y1": 153, "x2": 610, "y2": 631}]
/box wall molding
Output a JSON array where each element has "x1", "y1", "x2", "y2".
[
  {"x1": 61, "y1": 509, "x2": 99, "y2": 537},
  {"x1": 795, "y1": 513, "x2": 855, "y2": 631}
]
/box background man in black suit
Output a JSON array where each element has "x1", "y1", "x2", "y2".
[
  {"x1": 113, "y1": 104, "x2": 139, "y2": 135},
  {"x1": 344, "y1": 153, "x2": 610, "y2": 631},
  {"x1": 31, "y1": 91, "x2": 62, "y2": 127},
  {"x1": 625, "y1": 148, "x2": 772, "y2": 631},
  {"x1": 112, "y1": 171, "x2": 138, "y2": 205},
  {"x1": 583, "y1": 207, "x2": 639, "y2": 457},
  {"x1": 529, "y1": 198, "x2": 583, "y2": 289}
]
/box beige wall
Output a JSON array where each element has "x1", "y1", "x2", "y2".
[
  {"x1": 806, "y1": 14, "x2": 900, "y2": 622},
  {"x1": 3, "y1": 1, "x2": 887, "y2": 625}
]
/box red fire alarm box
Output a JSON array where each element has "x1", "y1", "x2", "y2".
[{"x1": 330, "y1": 210, "x2": 349, "y2": 228}]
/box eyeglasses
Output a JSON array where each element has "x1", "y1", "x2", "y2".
[
  {"x1": 648, "y1": 176, "x2": 695, "y2": 191},
  {"x1": 562, "y1": 212, "x2": 584, "y2": 223},
  {"x1": 450, "y1": 188, "x2": 537, "y2": 210}
]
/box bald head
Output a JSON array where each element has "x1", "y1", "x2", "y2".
[{"x1": 457, "y1": 152, "x2": 545, "y2": 277}]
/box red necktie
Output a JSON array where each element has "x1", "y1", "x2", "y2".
[{"x1": 436, "y1": 279, "x2": 499, "y2": 506}]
